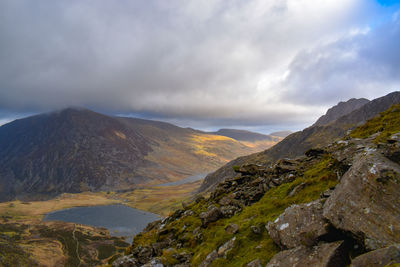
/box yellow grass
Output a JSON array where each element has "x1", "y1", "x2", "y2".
[
  {"x1": 0, "y1": 180, "x2": 201, "y2": 223},
  {"x1": 120, "y1": 181, "x2": 202, "y2": 216},
  {"x1": 0, "y1": 192, "x2": 120, "y2": 221},
  {"x1": 19, "y1": 239, "x2": 66, "y2": 267}
]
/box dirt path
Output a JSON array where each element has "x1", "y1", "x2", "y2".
[{"x1": 72, "y1": 224, "x2": 83, "y2": 267}]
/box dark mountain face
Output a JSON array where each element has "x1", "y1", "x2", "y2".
[
  {"x1": 0, "y1": 108, "x2": 281, "y2": 202},
  {"x1": 212, "y1": 129, "x2": 275, "y2": 142},
  {"x1": 199, "y1": 91, "x2": 400, "y2": 193},
  {"x1": 313, "y1": 98, "x2": 370, "y2": 126},
  {"x1": 0, "y1": 108, "x2": 153, "y2": 201}
]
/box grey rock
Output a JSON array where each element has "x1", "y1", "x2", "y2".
[
  {"x1": 183, "y1": 210, "x2": 194, "y2": 217},
  {"x1": 132, "y1": 246, "x2": 154, "y2": 264},
  {"x1": 267, "y1": 199, "x2": 329, "y2": 249},
  {"x1": 217, "y1": 237, "x2": 236, "y2": 257},
  {"x1": 266, "y1": 241, "x2": 347, "y2": 267},
  {"x1": 238, "y1": 164, "x2": 262, "y2": 175},
  {"x1": 225, "y1": 223, "x2": 239, "y2": 234},
  {"x1": 251, "y1": 225, "x2": 262, "y2": 235},
  {"x1": 220, "y1": 205, "x2": 241, "y2": 218},
  {"x1": 351, "y1": 244, "x2": 400, "y2": 267},
  {"x1": 247, "y1": 259, "x2": 262, "y2": 267},
  {"x1": 142, "y1": 259, "x2": 164, "y2": 267},
  {"x1": 199, "y1": 250, "x2": 218, "y2": 267},
  {"x1": 323, "y1": 153, "x2": 400, "y2": 250},
  {"x1": 219, "y1": 196, "x2": 241, "y2": 207},
  {"x1": 320, "y1": 188, "x2": 334, "y2": 198},
  {"x1": 112, "y1": 255, "x2": 138, "y2": 267},
  {"x1": 287, "y1": 182, "x2": 306, "y2": 197},
  {"x1": 200, "y1": 205, "x2": 222, "y2": 226},
  {"x1": 152, "y1": 242, "x2": 168, "y2": 255}
]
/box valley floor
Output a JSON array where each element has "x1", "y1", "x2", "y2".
[{"x1": 0, "y1": 179, "x2": 201, "y2": 266}]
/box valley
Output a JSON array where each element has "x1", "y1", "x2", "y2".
[
  {"x1": 0, "y1": 178, "x2": 203, "y2": 266},
  {"x1": 0, "y1": 108, "x2": 283, "y2": 202},
  {"x1": 114, "y1": 94, "x2": 400, "y2": 266},
  {"x1": 1, "y1": 92, "x2": 400, "y2": 266}
]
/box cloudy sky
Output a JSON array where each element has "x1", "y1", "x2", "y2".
[{"x1": 0, "y1": 0, "x2": 399, "y2": 133}]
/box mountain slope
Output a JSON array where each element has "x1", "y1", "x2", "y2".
[
  {"x1": 313, "y1": 98, "x2": 369, "y2": 126},
  {"x1": 0, "y1": 108, "x2": 281, "y2": 201},
  {"x1": 211, "y1": 129, "x2": 276, "y2": 142},
  {"x1": 269, "y1": 131, "x2": 293, "y2": 138},
  {"x1": 114, "y1": 102, "x2": 400, "y2": 267},
  {"x1": 0, "y1": 108, "x2": 154, "y2": 201},
  {"x1": 199, "y1": 91, "x2": 400, "y2": 192}
]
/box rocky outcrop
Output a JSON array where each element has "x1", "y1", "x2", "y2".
[
  {"x1": 198, "y1": 250, "x2": 218, "y2": 267},
  {"x1": 267, "y1": 199, "x2": 329, "y2": 249},
  {"x1": 199, "y1": 237, "x2": 236, "y2": 266},
  {"x1": 351, "y1": 244, "x2": 400, "y2": 267},
  {"x1": 114, "y1": 99, "x2": 400, "y2": 266},
  {"x1": 199, "y1": 205, "x2": 222, "y2": 227},
  {"x1": 112, "y1": 255, "x2": 139, "y2": 267},
  {"x1": 199, "y1": 91, "x2": 400, "y2": 194},
  {"x1": 247, "y1": 259, "x2": 262, "y2": 267},
  {"x1": 323, "y1": 153, "x2": 400, "y2": 250},
  {"x1": 266, "y1": 241, "x2": 348, "y2": 267}
]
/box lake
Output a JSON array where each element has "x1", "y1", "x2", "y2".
[{"x1": 43, "y1": 204, "x2": 160, "y2": 241}]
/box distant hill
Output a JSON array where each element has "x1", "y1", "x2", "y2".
[
  {"x1": 211, "y1": 129, "x2": 277, "y2": 142},
  {"x1": 199, "y1": 91, "x2": 400, "y2": 193},
  {"x1": 269, "y1": 131, "x2": 293, "y2": 138},
  {"x1": 0, "y1": 108, "x2": 282, "y2": 202}
]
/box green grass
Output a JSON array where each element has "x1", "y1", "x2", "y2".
[
  {"x1": 131, "y1": 155, "x2": 342, "y2": 266},
  {"x1": 98, "y1": 244, "x2": 116, "y2": 260},
  {"x1": 351, "y1": 104, "x2": 400, "y2": 143}
]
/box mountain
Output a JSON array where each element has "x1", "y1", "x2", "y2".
[
  {"x1": 211, "y1": 129, "x2": 282, "y2": 152},
  {"x1": 199, "y1": 91, "x2": 400, "y2": 193},
  {"x1": 0, "y1": 108, "x2": 282, "y2": 202},
  {"x1": 269, "y1": 131, "x2": 293, "y2": 138},
  {"x1": 313, "y1": 98, "x2": 370, "y2": 126},
  {"x1": 114, "y1": 101, "x2": 400, "y2": 266},
  {"x1": 211, "y1": 129, "x2": 277, "y2": 142}
]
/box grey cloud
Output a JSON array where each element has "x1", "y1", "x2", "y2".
[
  {"x1": 0, "y1": 0, "x2": 395, "y2": 130},
  {"x1": 282, "y1": 16, "x2": 400, "y2": 106}
]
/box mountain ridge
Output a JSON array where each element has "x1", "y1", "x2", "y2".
[
  {"x1": 0, "y1": 108, "x2": 282, "y2": 202},
  {"x1": 199, "y1": 91, "x2": 400, "y2": 193},
  {"x1": 313, "y1": 98, "x2": 370, "y2": 126},
  {"x1": 113, "y1": 97, "x2": 400, "y2": 267}
]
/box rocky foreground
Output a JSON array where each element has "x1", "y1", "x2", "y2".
[{"x1": 113, "y1": 104, "x2": 400, "y2": 266}]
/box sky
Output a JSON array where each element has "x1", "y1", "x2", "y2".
[{"x1": 0, "y1": 0, "x2": 399, "y2": 133}]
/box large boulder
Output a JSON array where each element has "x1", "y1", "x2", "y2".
[
  {"x1": 113, "y1": 255, "x2": 139, "y2": 267},
  {"x1": 267, "y1": 199, "x2": 329, "y2": 249},
  {"x1": 199, "y1": 250, "x2": 218, "y2": 267},
  {"x1": 200, "y1": 205, "x2": 222, "y2": 227},
  {"x1": 323, "y1": 153, "x2": 400, "y2": 250},
  {"x1": 266, "y1": 241, "x2": 348, "y2": 267},
  {"x1": 351, "y1": 244, "x2": 400, "y2": 267}
]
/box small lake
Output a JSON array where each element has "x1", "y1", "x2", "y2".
[
  {"x1": 156, "y1": 173, "x2": 207, "y2": 187},
  {"x1": 43, "y1": 204, "x2": 160, "y2": 242}
]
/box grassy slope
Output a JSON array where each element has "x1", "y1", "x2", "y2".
[
  {"x1": 142, "y1": 132, "x2": 281, "y2": 184},
  {"x1": 0, "y1": 221, "x2": 129, "y2": 266},
  {"x1": 129, "y1": 104, "x2": 400, "y2": 266},
  {"x1": 350, "y1": 103, "x2": 400, "y2": 143},
  {"x1": 132, "y1": 155, "x2": 342, "y2": 266}
]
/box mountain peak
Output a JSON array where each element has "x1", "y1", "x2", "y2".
[{"x1": 313, "y1": 98, "x2": 370, "y2": 126}]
